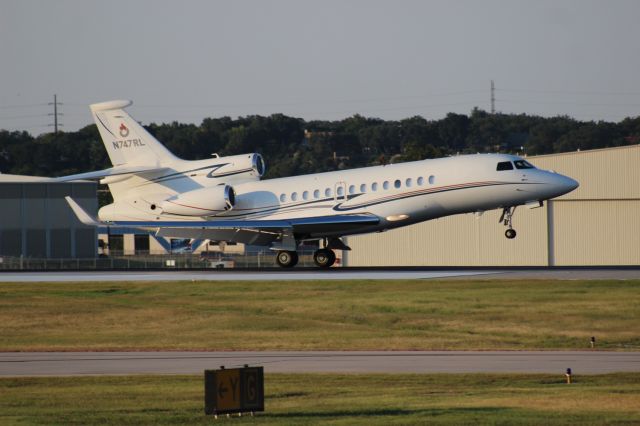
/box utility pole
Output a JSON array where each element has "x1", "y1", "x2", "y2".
[
  {"x1": 490, "y1": 80, "x2": 495, "y2": 114},
  {"x1": 48, "y1": 94, "x2": 63, "y2": 134}
]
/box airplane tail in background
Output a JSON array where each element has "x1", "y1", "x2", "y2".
[{"x1": 90, "y1": 100, "x2": 178, "y2": 167}]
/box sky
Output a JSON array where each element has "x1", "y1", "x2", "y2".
[{"x1": 1, "y1": 0, "x2": 640, "y2": 135}]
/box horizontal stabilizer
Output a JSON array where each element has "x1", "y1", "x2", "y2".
[
  {"x1": 0, "y1": 173, "x2": 53, "y2": 182},
  {"x1": 53, "y1": 166, "x2": 168, "y2": 182}
]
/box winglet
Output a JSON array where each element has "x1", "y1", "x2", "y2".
[{"x1": 65, "y1": 196, "x2": 101, "y2": 226}]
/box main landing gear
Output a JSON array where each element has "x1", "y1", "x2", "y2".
[
  {"x1": 275, "y1": 250, "x2": 298, "y2": 268},
  {"x1": 276, "y1": 237, "x2": 345, "y2": 268},
  {"x1": 500, "y1": 206, "x2": 517, "y2": 239},
  {"x1": 313, "y1": 248, "x2": 336, "y2": 268},
  {"x1": 275, "y1": 248, "x2": 337, "y2": 268}
]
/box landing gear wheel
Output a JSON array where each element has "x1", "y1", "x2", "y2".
[
  {"x1": 500, "y1": 206, "x2": 518, "y2": 239},
  {"x1": 276, "y1": 250, "x2": 298, "y2": 268},
  {"x1": 313, "y1": 249, "x2": 336, "y2": 268}
]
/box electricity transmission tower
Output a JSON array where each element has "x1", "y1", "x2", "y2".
[
  {"x1": 490, "y1": 80, "x2": 495, "y2": 114},
  {"x1": 48, "y1": 94, "x2": 63, "y2": 134}
]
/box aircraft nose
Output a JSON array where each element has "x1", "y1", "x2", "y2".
[
  {"x1": 554, "y1": 174, "x2": 579, "y2": 195},
  {"x1": 562, "y1": 175, "x2": 579, "y2": 192}
]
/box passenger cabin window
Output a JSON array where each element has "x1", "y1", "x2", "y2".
[
  {"x1": 394, "y1": 179, "x2": 401, "y2": 189},
  {"x1": 360, "y1": 183, "x2": 366, "y2": 193},
  {"x1": 302, "y1": 190, "x2": 309, "y2": 200},
  {"x1": 496, "y1": 161, "x2": 514, "y2": 171},
  {"x1": 428, "y1": 175, "x2": 435, "y2": 184},
  {"x1": 383, "y1": 181, "x2": 389, "y2": 190},
  {"x1": 348, "y1": 185, "x2": 355, "y2": 194},
  {"x1": 280, "y1": 194, "x2": 287, "y2": 202},
  {"x1": 417, "y1": 177, "x2": 424, "y2": 186},
  {"x1": 406, "y1": 178, "x2": 412, "y2": 187},
  {"x1": 372, "y1": 182, "x2": 378, "y2": 191},
  {"x1": 313, "y1": 189, "x2": 320, "y2": 199},
  {"x1": 291, "y1": 192, "x2": 298, "y2": 201},
  {"x1": 514, "y1": 160, "x2": 535, "y2": 169},
  {"x1": 325, "y1": 188, "x2": 332, "y2": 197}
]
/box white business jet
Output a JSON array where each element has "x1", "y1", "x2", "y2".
[{"x1": 62, "y1": 100, "x2": 579, "y2": 268}]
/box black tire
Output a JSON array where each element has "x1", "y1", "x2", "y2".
[
  {"x1": 276, "y1": 250, "x2": 298, "y2": 268},
  {"x1": 505, "y1": 229, "x2": 517, "y2": 239},
  {"x1": 313, "y1": 249, "x2": 336, "y2": 268}
]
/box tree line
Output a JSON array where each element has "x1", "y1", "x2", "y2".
[{"x1": 2, "y1": 108, "x2": 639, "y2": 181}]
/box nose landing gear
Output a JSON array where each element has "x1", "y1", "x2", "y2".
[{"x1": 500, "y1": 206, "x2": 517, "y2": 239}]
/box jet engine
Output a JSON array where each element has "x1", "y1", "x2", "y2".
[
  {"x1": 208, "y1": 153, "x2": 266, "y2": 180},
  {"x1": 160, "y1": 184, "x2": 235, "y2": 216}
]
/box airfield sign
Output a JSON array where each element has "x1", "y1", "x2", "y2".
[{"x1": 204, "y1": 366, "x2": 264, "y2": 416}]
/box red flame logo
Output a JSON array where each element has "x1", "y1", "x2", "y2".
[{"x1": 119, "y1": 123, "x2": 129, "y2": 138}]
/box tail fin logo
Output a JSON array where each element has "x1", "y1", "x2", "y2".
[{"x1": 119, "y1": 123, "x2": 130, "y2": 138}]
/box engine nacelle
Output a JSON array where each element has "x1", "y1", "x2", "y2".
[
  {"x1": 209, "y1": 153, "x2": 265, "y2": 179},
  {"x1": 160, "y1": 184, "x2": 235, "y2": 216}
]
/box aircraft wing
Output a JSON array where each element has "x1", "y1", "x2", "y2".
[
  {"x1": 65, "y1": 197, "x2": 379, "y2": 248},
  {"x1": 53, "y1": 165, "x2": 168, "y2": 182},
  {"x1": 124, "y1": 214, "x2": 379, "y2": 234}
]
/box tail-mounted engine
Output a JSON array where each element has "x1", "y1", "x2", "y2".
[
  {"x1": 208, "y1": 153, "x2": 266, "y2": 180},
  {"x1": 160, "y1": 184, "x2": 235, "y2": 216}
]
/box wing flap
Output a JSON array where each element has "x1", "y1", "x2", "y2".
[{"x1": 288, "y1": 215, "x2": 379, "y2": 234}]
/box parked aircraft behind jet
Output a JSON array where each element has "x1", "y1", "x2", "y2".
[{"x1": 62, "y1": 100, "x2": 579, "y2": 268}]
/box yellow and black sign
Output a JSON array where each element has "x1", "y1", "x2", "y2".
[{"x1": 204, "y1": 366, "x2": 264, "y2": 415}]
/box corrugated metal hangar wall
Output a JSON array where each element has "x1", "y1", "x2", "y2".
[
  {"x1": 344, "y1": 145, "x2": 640, "y2": 266},
  {"x1": 0, "y1": 182, "x2": 97, "y2": 259}
]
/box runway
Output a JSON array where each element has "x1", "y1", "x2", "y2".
[
  {"x1": 1, "y1": 268, "x2": 639, "y2": 282},
  {"x1": 1, "y1": 351, "x2": 639, "y2": 376},
  {"x1": 0, "y1": 270, "x2": 501, "y2": 282}
]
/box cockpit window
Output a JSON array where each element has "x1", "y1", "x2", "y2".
[
  {"x1": 496, "y1": 161, "x2": 514, "y2": 171},
  {"x1": 514, "y1": 160, "x2": 535, "y2": 169}
]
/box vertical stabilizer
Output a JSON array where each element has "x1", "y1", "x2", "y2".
[{"x1": 90, "y1": 100, "x2": 178, "y2": 167}]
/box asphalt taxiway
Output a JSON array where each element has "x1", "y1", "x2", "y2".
[{"x1": 1, "y1": 351, "x2": 638, "y2": 377}]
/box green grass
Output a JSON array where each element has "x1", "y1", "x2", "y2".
[
  {"x1": 1, "y1": 373, "x2": 639, "y2": 425},
  {"x1": 1, "y1": 279, "x2": 639, "y2": 351}
]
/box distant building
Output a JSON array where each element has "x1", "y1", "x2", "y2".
[
  {"x1": 0, "y1": 179, "x2": 97, "y2": 259},
  {"x1": 303, "y1": 129, "x2": 334, "y2": 141}
]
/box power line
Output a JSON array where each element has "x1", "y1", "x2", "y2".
[
  {"x1": 134, "y1": 90, "x2": 487, "y2": 110},
  {"x1": 0, "y1": 103, "x2": 48, "y2": 110},
  {"x1": 497, "y1": 88, "x2": 640, "y2": 96},
  {"x1": 0, "y1": 113, "x2": 49, "y2": 120},
  {"x1": 499, "y1": 99, "x2": 640, "y2": 108}
]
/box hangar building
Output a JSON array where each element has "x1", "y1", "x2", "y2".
[
  {"x1": 0, "y1": 178, "x2": 97, "y2": 259},
  {"x1": 344, "y1": 144, "x2": 640, "y2": 266}
]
